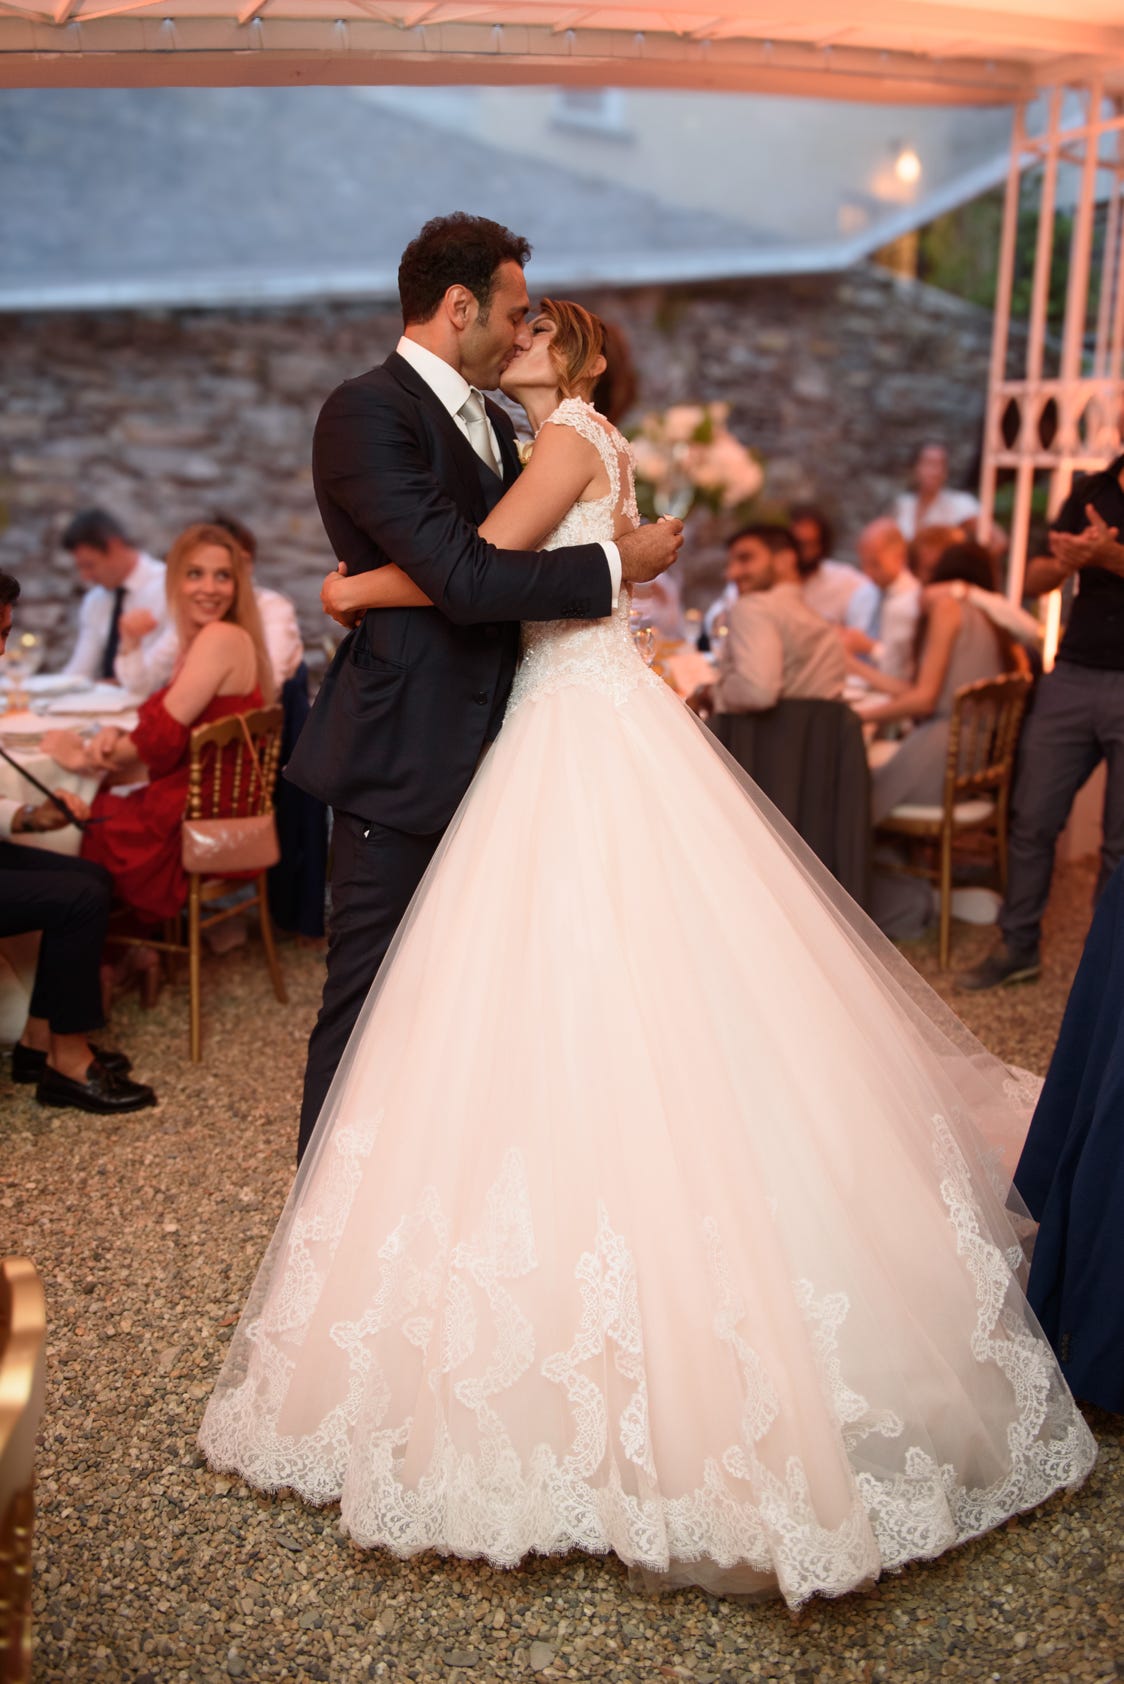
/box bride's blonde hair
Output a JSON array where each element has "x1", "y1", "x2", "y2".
[{"x1": 540, "y1": 298, "x2": 608, "y2": 400}]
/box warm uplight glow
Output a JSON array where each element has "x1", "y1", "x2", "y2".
[{"x1": 894, "y1": 144, "x2": 922, "y2": 185}]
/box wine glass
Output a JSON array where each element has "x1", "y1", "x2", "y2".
[
  {"x1": 2, "y1": 630, "x2": 42, "y2": 713},
  {"x1": 629, "y1": 611, "x2": 657, "y2": 667}
]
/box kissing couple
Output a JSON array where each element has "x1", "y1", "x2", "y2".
[{"x1": 199, "y1": 213, "x2": 1094, "y2": 1606}]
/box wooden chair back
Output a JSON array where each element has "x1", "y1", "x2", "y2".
[
  {"x1": 0, "y1": 1258, "x2": 46, "y2": 1684},
  {"x1": 186, "y1": 705, "x2": 284, "y2": 824},
  {"x1": 942, "y1": 674, "x2": 1032, "y2": 813}
]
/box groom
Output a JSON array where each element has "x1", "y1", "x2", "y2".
[{"x1": 288, "y1": 212, "x2": 682, "y2": 1160}]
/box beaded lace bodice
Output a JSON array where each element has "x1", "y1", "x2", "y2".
[{"x1": 507, "y1": 398, "x2": 661, "y2": 716}]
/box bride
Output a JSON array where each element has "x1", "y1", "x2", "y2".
[{"x1": 199, "y1": 299, "x2": 1095, "y2": 1607}]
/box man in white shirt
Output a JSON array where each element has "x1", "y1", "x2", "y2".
[
  {"x1": 0, "y1": 569, "x2": 156, "y2": 1113},
  {"x1": 703, "y1": 525, "x2": 846, "y2": 714},
  {"x1": 59, "y1": 508, "x2": 167, "y2": 683},
  {"x1": 114, "y1": 512, "x2": 304, "y2": 697},
  {"x1": 790, "y1": 504, "x2": 881, "y2": 637},
  {"x1": 846, "y1": 519, "x2": 922, "y2": 683}
]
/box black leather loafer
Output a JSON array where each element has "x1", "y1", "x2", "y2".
[
  {"x1": 36, "y1": 1060, "x2": 157, "y2": 1114},
  {"x1": 12, "y1": 1042, "x2": 133, "y2": 1085}
]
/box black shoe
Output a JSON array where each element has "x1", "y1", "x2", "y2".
[
  {"x1": 956, "y1": 946, "x2": 1041, "y2": 992},
  {"x1": 36, "y1": 1060, "x2": 157, "y2": 1114},
  {"x1": 12, "y1": 1041, "x2": 132, "y2": 1085}
]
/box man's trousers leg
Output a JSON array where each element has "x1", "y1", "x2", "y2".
[
  {"x1": 297, "y1": 813, "x2": 443, "y2": 1162},
  {"x1": 0, "y1": 844, "x2": 112, "y2": 1034},
  {"x1": 1000, "y1": 666, "x2": 1102, "y2": 957}
]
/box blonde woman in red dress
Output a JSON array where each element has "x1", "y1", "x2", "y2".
[{"x1": 44, "y1": 522, "x2": 273, "y2": 925}]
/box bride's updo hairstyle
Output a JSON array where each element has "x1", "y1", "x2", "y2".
[{"x1": 540, "y1": 298, "x2": 608, "y2": 401}]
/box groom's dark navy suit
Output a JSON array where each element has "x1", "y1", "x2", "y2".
[{"x1": 289, "y1": 351, "x2": 612, "y2": 1158}]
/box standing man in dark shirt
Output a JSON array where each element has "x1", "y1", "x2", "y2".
[{"x1": 960, "y1": 453, "x2": 1124, "y2": 989}]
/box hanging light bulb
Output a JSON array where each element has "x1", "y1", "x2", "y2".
[{"x1": 894, "y1": 143, "x2": 922, "y2": 186}]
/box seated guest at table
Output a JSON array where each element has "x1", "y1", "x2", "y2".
[
  {"x1": 843, "y1": 519, "x2": 922, "y2": 683},
  {"x1": 0, "y1": 570, "x2": 156, "y2": 1113},
  {"x1": 114, "y1": 512, "x2": 304, "y2": 697},
  {"x1": 59, "y1": 508, "x2": 166, "y2": 684},
  {"x1": 908, "y1": 522, "x2": 965, "y2": 585},
  {"x1": 43, "y1": 523, "x2": 273, "y2": 924},
  {"x1": 863, "y1": 542, "x2": 1013, "y2": 825},
  {"x1": 790, "y1": 504, "x2": 880, "y2": 636},
  {"x1": 695, "y1": 525, "x2": 846, "y2": 715}
]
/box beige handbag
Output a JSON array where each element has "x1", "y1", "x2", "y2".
[{"x1": 181, "y1": 715, "x2": 280, "y2": 875}]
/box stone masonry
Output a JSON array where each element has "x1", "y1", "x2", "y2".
[{"x1": 0, "y1": 264, "x2": 1002, "y2": 672}]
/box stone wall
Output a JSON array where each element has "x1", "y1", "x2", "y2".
[{"x1": 0, "y1": 264, "x2": 1002, "y2": 671}]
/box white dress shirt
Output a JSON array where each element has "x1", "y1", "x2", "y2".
[
  {"x1": 396, "y1": 336, "x2": 622, "y2": 606},
  {"x1": 114, "y1": 584, "x2": 305, "y2": 697},
  {"x1": 874, "y1": 570, "x2": 923, "y2": 682},
  {"x1": 61, "y1": 552, "x2": 167, "y2": 681},
  {"x1": 715, "y1": 583, "x2": 847, "y2": 713},
  {"x1": 893, "y1": 488, "x2": 981, "y2": 541},
  {"x1": 0, "y1": 798, "x2": 21, "y2": 838},
  {"x1": 801, "y1": 559, "x2": 881, "y2": 638}
]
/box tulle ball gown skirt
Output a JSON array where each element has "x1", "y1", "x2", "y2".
[{"x1": 200, "y1": 662, "x2": 1095, "y2": 1608}]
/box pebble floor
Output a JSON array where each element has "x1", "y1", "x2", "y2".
[{"x1": 3, "y1": 857, "x2": 1121, "y2": 1684}]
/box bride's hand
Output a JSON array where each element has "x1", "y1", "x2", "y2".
[
  {"x1": 618, "y1": 518, "x2": 684, "y2": 584},
  {"x1": 40, "y1": 728, "x2": 93, "y2": 773},
  {"x1": 322, "y1": 562, "x2": 366, "y2": 630}
]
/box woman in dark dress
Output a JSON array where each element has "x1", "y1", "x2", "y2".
[{"x1": 1015, "y1": 859, "x2": 1124, "y2": 1413}]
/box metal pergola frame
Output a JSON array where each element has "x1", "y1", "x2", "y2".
[{"x1": 978, "y1": 82, "x2": 1124, "y2": 658}]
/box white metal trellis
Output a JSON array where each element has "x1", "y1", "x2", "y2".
[{"x1": 979, "y1": 84, "x2": 1124, "y2": 667}]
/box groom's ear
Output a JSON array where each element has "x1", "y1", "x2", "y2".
[{"x1": 444, "y1": 285, "x2": 477, "y2": 330}]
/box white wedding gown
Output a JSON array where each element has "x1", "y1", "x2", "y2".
[{"x1": 200, "y1": 399, "x2": 1095, "y2": 1607}]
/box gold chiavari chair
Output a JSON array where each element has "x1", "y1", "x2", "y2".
[
  {"x1": 875, "y1": 673, "x2": 1032, "y2": 968},
  {"x1": 0, "y1": 1258, "x2": 46, "y2": 1684},
  {"x1": 112, "y1": 705, "x2": 288, "y2": 1060}
]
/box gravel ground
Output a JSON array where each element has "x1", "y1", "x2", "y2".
[{"x1": 3, "y1": 858, "x2": 1122, "y2": 1684}]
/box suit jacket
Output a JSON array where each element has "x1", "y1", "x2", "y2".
[{"x1": 287, "y1": 351, "x2": 611, "y2": 833}]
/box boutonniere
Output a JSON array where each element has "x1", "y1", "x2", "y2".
[{"x1": 516, "y1": 439, "x2": 535, "y2": 468}]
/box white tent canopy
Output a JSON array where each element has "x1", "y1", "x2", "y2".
[{"x1": 2, "y1": 0, "x2": 1123, "y2": 99}]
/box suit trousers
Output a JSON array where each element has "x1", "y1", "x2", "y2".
[
  {"x1": 1000, "y1": 663, "x2": 1124, "y2": 956},
  {"x1": 297, "y1": 811, "x2": 444, "y2": 1161},
  {"x1": 0, "y1": 841, "x2": 112, "y2": 1034}
]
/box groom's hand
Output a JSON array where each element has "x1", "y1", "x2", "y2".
[{"x1": 618, "y1": 518, "x2": 684, "y2": 584}]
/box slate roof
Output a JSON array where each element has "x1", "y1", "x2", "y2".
[{"x1": 0, "y1": 86, "x2": 771, "y2": 309}]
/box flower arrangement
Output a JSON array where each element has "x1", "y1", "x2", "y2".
[{"x1": 629, "y1": 403, "x2": 764, "y2": 522}]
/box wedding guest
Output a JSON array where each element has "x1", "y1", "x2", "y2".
[
  {"x1": 892, "y1": 442, "x2": 983, "y2": 541},
  {"x1": 114, "y1": 513, "x2": 303, "y2": 697},
  {"x1": 844, "y1": 519, "x2": 922, "y2": 683},
  {"x1": 43, "y1": 523, "x2": 273, "y2": 924},
  {"x1": 865, "y1": 543, "x2": 1013, "y2": 825},
  {"x1": 908, "y1": 522, "x2": 965, "y2": 584},
  {"x1": 1014, "y1": 857, "x2": 1124, "y2": 1413},
  {"x1": 790, "y1": 504, "x2": 880, "y2": 636},
  {"x1": 59, "y1": 508, "x2": 167, "y2": 683},
  {"x1": 702, "y1": 525, "x2": 846, "y2": 714},
  {"x1": 960, "y1": 451, "x2": 1124, "y2": 990},
  {"x1": 0, "y1": 570, "x2": 156, "y2": 1113},
  {"x1": 893, "y1": 441, "x2": 1008, "y2": 563}
]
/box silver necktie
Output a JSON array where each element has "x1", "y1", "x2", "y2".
[{"x1": 459, "y1": 388, "x2": 502, "y2": 477}]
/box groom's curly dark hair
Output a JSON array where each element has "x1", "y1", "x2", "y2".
[{"x1": 398, "y1": 213, "x2": 532, "y2": 327}]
